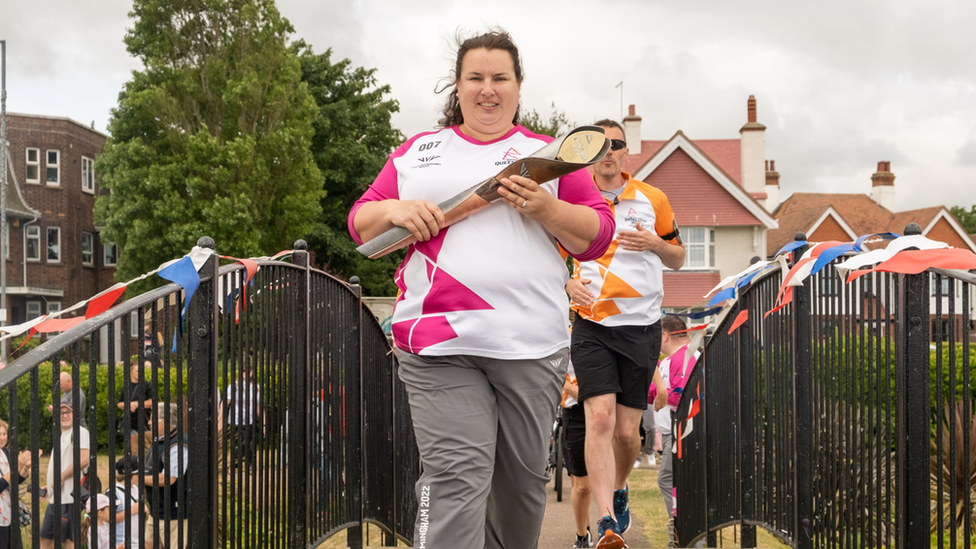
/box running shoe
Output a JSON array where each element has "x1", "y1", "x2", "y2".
[
  {"x1": 613, "y1": 485, "x2": 631, "y2": 534},
  {"x1": 596, "y1": 516, "x2": 625, "y2": 549},
  {"x1": 573, "y1": 526, "x2": 592, "y2": 547}
]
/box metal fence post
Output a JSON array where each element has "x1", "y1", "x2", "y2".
[
  {"x1": 347, "y1": 276, "x2": 364, "y2": 549},
  {"x1": 738, "y1": 293, "x2": 757, "y2": 548},
  {"x1": 289, "y1": 240, "x2": 310, "y2": 549},
  {"x1": 187, "y1": 236, "x2": 218, "y2": 549},
  {"x1": 792, "y1": 232, "x2": 814, "y2": 549},
  {"x1": 895, "y1": 222, "x2": 931, "y2": 549}
]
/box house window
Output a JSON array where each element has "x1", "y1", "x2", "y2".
[
  {"x1": 81, "y1": 157, "x2": 95, "y2": 193},
  {"x1": 26, "y1": 148, "x2": 40, "y2": 183},
  {"x1": 26, "y1": 301, "x2": 42, "y2": 321},
  {"x1": 932, "y1": 275, "x2": 954, "y2": 297},
  {"x1": 81, "y1": 232, "x2": 94, "y2": 266},
  {"x1": 683, "y1": 228, "x2": 715, "y2": 268},
  {"x1": 104, "y1": 241, "x2": 118, "y2": 266},
  {"x1": 48, "y1": 302, "x2": 62, "y2": 315},
  {"x1": 26, "y1": 226, "x2": 41, "y2": 261},
  {"x1": 47, "y1": 227, "x2": 61, "y2": 262},
  {"x1": 46, "y1": 150, "x2": 60, "y2": 185}
]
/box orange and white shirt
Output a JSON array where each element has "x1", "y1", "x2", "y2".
[
  {"x1": 572, "y1": 172, "x2": 680, "y2": 327},
  {"x1": 560, "y1": 360, "x2": 579, "y2": 409}
]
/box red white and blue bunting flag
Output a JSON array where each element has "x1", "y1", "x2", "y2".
[
  {"x1": 728, "y1": 310, "x2": 749, "y2": 335},
  {"x1": 833, "y1": 234, "x2": 949, "y2": 280}
]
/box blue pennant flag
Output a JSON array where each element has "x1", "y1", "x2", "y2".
[
  {"x1": 665, "y1": 307, "x2": 724, "y2": 320},
  {"x1": 774, "y1": 240, "x2": 807, "y2": 258},
  {"x1": 158, "y1": 256, "x2": 201, "y2": 352},
  {"x1": 854, "y1": 232, "x2": 901, "y2": 252},
  {"x1": 810, "y1": 243, "x2": 856, "y2": 277},
  {"x1": 707, "y1": 286, "x2": 736, "y2": 307},
  {"x1": 736, "y1": 271, "x2": 760, "y2": 288}
]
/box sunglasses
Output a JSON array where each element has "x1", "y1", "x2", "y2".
[{"x1": 609, "y1": 139, "x2": 627, "y2": 151}]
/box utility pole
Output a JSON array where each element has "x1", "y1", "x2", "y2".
[
  {"x1": 615, "y1": 81, "x2": 623, "y2": 122},
  {"x1": 1, "y1": 39, "x2": 8, "y2": 365}
]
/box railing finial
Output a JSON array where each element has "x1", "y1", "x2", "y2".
[
  {"x1": 197, "y1": 236, "x2": 215, "y2": 249},
  {"x1": 903, "y1": 222, "x2": 922, "y2": 236},
  {"x1": 794, "y1": 232, "x2": 807, "y2": 242},
  {"x1": 349, "y1": 276, "x2": 361, "y2": 286},
  {"x1": 294, "y1": 239, "x2": 308, "y2": 251}
]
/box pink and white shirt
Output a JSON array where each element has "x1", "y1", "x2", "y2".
[{"x1": 350, "y1": 125, "x2": 613, "y2": 359}]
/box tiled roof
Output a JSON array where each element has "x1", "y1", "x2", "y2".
[
  {"x1": 625, "y1": 138, "x2": 742, "y2": 186},
  {"x1": 767, "y1": 193, "x2": 966, "y2": 256},
  {"x1": 662, "y1": 271, "x2": 722, "y2": 308}
]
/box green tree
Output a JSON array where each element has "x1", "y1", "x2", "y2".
[
  {"x1": 295, "y1": 42, "x2": 405, "y2": 296},
  {"x1": 521, "y1": 102, "x2": 575, "y2": 137},
  {"x1": 95, "y1": 0, "x2": 323, "y2": 283},
  {"x1": 949, "y1": 205, "x2": 976, "y2": 234}
]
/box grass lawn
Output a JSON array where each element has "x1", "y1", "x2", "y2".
[{"x1": 629, "y1": 468, "x2": 790, "y2": 548}]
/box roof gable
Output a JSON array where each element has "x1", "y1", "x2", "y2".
[{"x1": 633, "y1": 131, "x2": 777, "y2": 229}]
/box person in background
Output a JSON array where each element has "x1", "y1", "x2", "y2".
[
  {"x1": 0, "y1": 418, "x2": 37, "y2": 549},
  {"x1": 144, "y1": 403, "x2": 188, "y2": 549},
  {"x1": 110, "y1": 455, "x2": 150, "y2": 549},
  {"x1": 567, "y1": 118, "x2": 685, "y2": 548},
  {"x1": 561, "y1": 360, "x2": 592, "y2": 548},
  {"x1": 348, "y1": 28, "x2": 613, "y2": 548},
  {"x1": 647, "y1": 316, "x2": 699, "y2": 532},
  {"x1": 40, "y1": 403, "x2": 90, "y2": 549},
  {"x1": 47, "y1": 369, "x2": 88, "y2": 428},
  {"x1": 118, "y1": 361, "x2": 155, "y2": 457},
  {"x1": 79, "y1": 494, "x2": 112, "y2": 549}
]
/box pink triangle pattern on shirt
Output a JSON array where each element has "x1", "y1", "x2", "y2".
[
  {"x1": 426, "y1": 259, "x2": 435, "y2": 282},
  {"x1": 422, "y1": 267, "x2": 494, "y2": 315},
  {"x1": 413, "y1": 228, "x2": 449, "y2": 263},
  {"x1": 392, "y1": 316, "x2": 459, "y2": 354}
]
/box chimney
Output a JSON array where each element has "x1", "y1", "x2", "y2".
[
  {"x1": 623, "y1": 104, "x2": 642, "y2": 155},
  {"x1": 740, "y1": 95, "x2": 766, "y2": 199},
  {"x1": 764, "y1": 160, "x2": 780, "y2": 211},
  {"x1": 870, "y1": 161, "x2": 896, "y2": 211}
]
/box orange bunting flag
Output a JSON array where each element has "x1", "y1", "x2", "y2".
[
  {"x1": 728, "y1": 310, "x2": 749, "y2": 335},
  {"x1": 85, "y1": 285, "x2": 127, "y2": 319},
  {"x1": 873, "y1": 248, "x2": 976, "y2": 275}
]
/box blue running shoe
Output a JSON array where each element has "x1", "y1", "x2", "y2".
[
  {"x1": 613, "y1": 485, "x2": 631, "y2": 534},
  {"x1": 596, "y1": 516, "x2": 625, "y2": 549}
]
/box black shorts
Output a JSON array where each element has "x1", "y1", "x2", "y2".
[
  {"x1": 562, "y1": 405, "x2": 587, "y2": 477},
  {"x1": 571, "y1": 317, "x2": 661, "y2": 409},
  {"x1": 40, "y1": 503, "x2": 76, "y2": 542}
]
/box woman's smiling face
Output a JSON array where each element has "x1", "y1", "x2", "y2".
[{"x1": 456, "y1": 47, "x2": 521, "y2": 142}]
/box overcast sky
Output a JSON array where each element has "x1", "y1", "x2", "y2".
[{"x1": 2, "y1": 0, "x2": 974, "y2": 214}]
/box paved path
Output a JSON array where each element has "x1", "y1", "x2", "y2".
[{"x1": 538, "y1": 466, "x2": 650, "y2": 549}]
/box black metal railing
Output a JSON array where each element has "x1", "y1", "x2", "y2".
[
  {"x1": 674, "y1": 225, "x2": 975, "y2": 548},
  {"x1": 0, "y1": 238, "x2": 418, "y2": 549}
]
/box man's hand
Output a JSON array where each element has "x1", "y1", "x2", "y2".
[
  {"x1": 617, "y1": 222, "x2": 665, "y2": 253},
  {"x1": 566, "y1": 277, "x2": 594, "y2": 307},
  {"x1": 130, "y1": 402, "x2": 140, "y2": 412},
  {"x1": 654, "y1": 390, "x2": 667, "y2": 412}
]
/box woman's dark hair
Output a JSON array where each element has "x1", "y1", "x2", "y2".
[{"x1": 438, "y1": 28, "x2": 523, "y2": 128}]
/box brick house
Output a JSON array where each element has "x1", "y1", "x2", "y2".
[
  {"x1": 767, "y1": 162, "x2": 976, "y2": 341},
  {"x1": 2, "y1": 113, "x2": 116, "y2": 326},
  {"x1": 618, "y1": 98, "x2": 779, "y2": 312}
]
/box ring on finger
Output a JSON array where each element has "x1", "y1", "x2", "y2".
[{"x1": 522, "y1": 199, "x2": 528, "y2": 208}]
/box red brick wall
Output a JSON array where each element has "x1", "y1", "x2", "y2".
[
  {"x1": 926, "y1": 216, "x2": 970, "y2": 250},
  {"x1": 4, "y1": 114, "x2": 114, "y2": 324},
  {"x1": 808, "y1": 215, "x2": 850, "y2": 243}
]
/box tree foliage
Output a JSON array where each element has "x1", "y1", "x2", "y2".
[
  {"x1": 521, "y1": 102, "x2": 575, "y2": 137},
  {"x1": 294, "y1": 42, "x2": 405, "y2": 296},
  {"x1": 95, "y1": 0, "x2": 323, "y2": 283},
  {"x1": 949, "y1": 205, "x2": 976, "y2": 234}
]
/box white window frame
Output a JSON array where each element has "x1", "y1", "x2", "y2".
[
  {"x1": 26, "y1": 301, "x2": 42, "y2": 321},
  {"x1": 26, "y1": 148, "x2": 40, "y2": 183},
  {"x1": 81, "y1": 232, "x2": 94, "y2": 266},
  {"x1": 81, "y1": 157, "x2": 95, "y2": 194},
  {"x1": 682, "y1": 227, "x2": 716, "y2": 269},
  {"x1": 932, "y1": 274, "x2": 954, "y2": 297},
  {"x1": 26, "y1": 226, "x2": 41, "y2": 261},
  {"x1": 47, "y1": 302, "x2": 62, "y2": 315},
  {"x1": 104, "y1": 241, "x2": 118, "y2": 267},
  {"x1": 47, "y1": 227, "x2": 61, "y2": 263},
  {"x1": 46, "y1": 149, "x2": 61, "y2": 186}
]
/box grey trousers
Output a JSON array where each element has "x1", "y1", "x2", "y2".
[
  {"x1": 398, "y1": 349, "x2": 567, "y2": 549},
  {"x1": 658, "y1": 432, "x2": 674, "y2": 516}
]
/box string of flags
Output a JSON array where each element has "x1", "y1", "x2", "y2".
[
  {"x1": 671, "y1": 230, "x2": 976, "y2": 451},
  {"x1": 0, "y1": 247, "x2": 296, "y2": 352}
]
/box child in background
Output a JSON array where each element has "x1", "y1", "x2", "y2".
[
  {"x1": 80, "y1": 494, "x2": 112, "y2": 549},
  {"x1": 111, "y1": 456, "x2": 149, "y2": 549}
]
